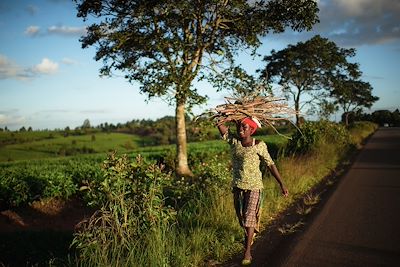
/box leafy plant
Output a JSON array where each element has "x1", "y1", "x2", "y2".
[
  {"x1": 72, "y1": 153, "x2": 176, "y2": 266},
  {"x1": 286, "y1": 120, "x2": 349, "y2": 155}
]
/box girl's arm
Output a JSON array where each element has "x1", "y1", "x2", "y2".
[
  {"x1": 217, "y1": 123, "x2": 229, "y2": 137},
  {"x1": 268, "y1": 164, "x2": 289, "y2": 197}
]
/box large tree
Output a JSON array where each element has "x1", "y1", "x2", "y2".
[
  {"x1": 75, "y1": 0, "x2": 319, "y2": 176},
  {"x1": 259, "y1": 35, "x2": 358, "y2": 126},
  {"x1": 332, "y1": 77, "x2": 379, "y2": 126}
]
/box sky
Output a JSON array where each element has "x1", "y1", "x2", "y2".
[{"x1": 0, "y1": 0, "x2": 399, "y2": 130}]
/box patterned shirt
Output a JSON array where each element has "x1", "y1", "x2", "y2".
[{"x1": 223, "y1": 131, "x2": 275, "y2": 190}]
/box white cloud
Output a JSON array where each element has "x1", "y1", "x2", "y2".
[
  {"x1": 0, "y1": 114, "x2": 7, "y2": 124},
  {"x1": 0, "y1": 54, "x2": 32, "y2": 80},
  {"x1": 24, "y1": 25, "x2": 40, "y2": 37},
  {"x1": 47, "y1": 25, "x2": 87, "y2": 36},
  {"x1": 24, "y1": 25, "x2": 87, "y2": 38},
  {"x1": 32, "y1": 58, "x2": 59, "y2": 75},
  {"x1": 0, "y1": 54, "x2": 18, "y2": 78},
  {"x1": 0, "y1": 55, "x2": 60, "y2": 80},
  {"x1": 0, "y1": 113, "x2": 26, "y2": 126}
]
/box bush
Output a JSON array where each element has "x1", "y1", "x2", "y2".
[
  {"x1": 0, "y1": 158, "x2": 103, "y2": 209},
  {"x1": 72, "y1": 153, "x2": 176, "y2": 266},
  {"x1": 347, "y1": 121, "x2": 378, "y2": 147},
  {"x1": 286, "y1": 120, "x2": 350, "y2": 155}
]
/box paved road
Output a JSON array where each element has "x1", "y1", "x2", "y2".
[{"x1": 274, "y1": 128, "x2": 400, "y2": 267}]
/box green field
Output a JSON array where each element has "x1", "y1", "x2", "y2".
[
  {"x1": 0, "y1": 130, "x2": 288, "y2": 163},
  {"x1": 0, "y1": 130, "x2": 288, "y2": 210},
  {"x1": 0, "y1": 131, "x2": 153, "y2": 162}
]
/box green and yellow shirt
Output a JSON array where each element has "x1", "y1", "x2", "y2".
[{"x1": 223, "y1": 131, "x2": 275, "y2": 190}]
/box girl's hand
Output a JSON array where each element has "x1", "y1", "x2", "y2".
[{"x1": 281, "y1": 186, "x2": 289, "y2": 197}]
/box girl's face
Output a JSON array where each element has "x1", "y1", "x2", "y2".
[{"x1": 237, "y1": 121, "x2": 254, "y2": 138}]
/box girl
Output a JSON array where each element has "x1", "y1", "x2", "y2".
[{"x1": 217, "y1": 117, "x2": 288, "y2": 265}]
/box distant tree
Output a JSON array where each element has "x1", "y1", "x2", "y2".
[
  {"x1": 392, "y1": 109, "x2": 400, "y2": 126},
  {"x1": 331, "y1": 78, "x2": 379, "y2": 126},
  {"x1": 64, "y1": 126, "x2": 70, "y2": 137},
  {"x1": 371, "y1": 110, "x2": 392, "y2": 126},
  {"x1": 317, "y1": 99, "x2": 338, "y2": 121},
  {"x1": 82, "y1": 119, "x2": 91, "y2": 129},
  {"x1": 259, "y1": 35, "x2": 358, "y2": 126},
  {"x1": 19, "y1": 126, "x2": 26, "y2": 132},
  {"x1": 4, "y1": 126, "x2": 8, "y2": 131},
  {"x1": 75, "y1": 0, "x2": 319, "y2": 176},
  {"x1": 102, "y1": 122, "x2": 110, "y2": 132}
]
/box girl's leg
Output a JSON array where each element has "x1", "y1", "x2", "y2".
[
  {"x1": 233, "y1": 188, "x2": 244, "y2": 227},
  {"x1": 244, "y1": 227, "x2": 254, "y2": 260},
  {"x1": 241, "y1": 190, "x2": 261, "y2": 264}
]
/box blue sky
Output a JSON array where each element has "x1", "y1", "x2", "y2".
[{"x1": 1, "y1": 0, "x2": 399, "y2": 130}]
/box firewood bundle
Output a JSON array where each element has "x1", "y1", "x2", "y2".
[{"x1": 198, "y1": 94, "x2": 299, "y2": 136}]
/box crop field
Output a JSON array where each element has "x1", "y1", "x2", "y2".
[
  {"x1": 0, "y1": 130, "x2": 287, "y2": 162},
  {"x1": 0, "y1": 131, "x2": 153, "y2": 162},
  {"x1": 0, "y1": 130, "x2": 288, "y2": 208}
]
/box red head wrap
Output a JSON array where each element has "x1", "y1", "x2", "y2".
[{"x1": 241, "y1": 117, "x2": 262, "y2": 134}]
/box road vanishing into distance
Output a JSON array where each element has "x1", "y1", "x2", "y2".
[{"x1": 268, "y1": 127, "x2": 400, "y2": 267}]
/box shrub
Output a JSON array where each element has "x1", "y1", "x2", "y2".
[
  {"x1": 72, "y1": 153, "x2": 176, "y2": 266},
  {"x1": 286, "y1": 120, "x2": 350, "y2": 155},
  {"x1": 347, "y1": 121, "x2": 378, "y2": 147}
]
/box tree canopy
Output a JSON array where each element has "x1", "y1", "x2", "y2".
[
  {"x1": 259, "y1": 35, "x2": 358, "y2": 125},
  {"x1": 331, "y1": 78, "x2": 379, "y2": 125},
  {"x1": 75, "y1": 0, "x2": 319, "y2": 175}
]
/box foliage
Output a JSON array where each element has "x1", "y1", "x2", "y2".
[
  {"x1": 369, "y1": 109, "x2": 400, "y2": 127},
  {"x1": 81, "y1": 119, "x2": 91, "y2": 129},
  {"x1": 347, "y1": 121, "x2": 378, "y2": 147},
  {"x1": 331, "y1": 76, "x2": 379, "y2": 126},
  {"x1": 259, "y1": 35, "x2": 359, "y2": 126},
  {"x1": 286, "y1": 120, "x2": 350, "y2": 155},
  {"x1": 72, "y1": 153, "x2": 176, "y2": 266},
  {"x1": 74, "y1": 0, "x2": 319, "y2": 175},
  {"x1": 0, "y1": 158, "x2": 103, "y2": 209},
  {"x1": 0, "y1": 166, "x2": 77, "y2": 208},
  {"x1": 0, "y1": 135, "x2": 286, "y2": 210},
  {"x1": 208, "y1": 65, "x2": 272, "y2": 97}
]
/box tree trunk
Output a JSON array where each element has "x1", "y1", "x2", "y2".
[
  {"x1": 345, "y1": 112, "x2": 349, "y2": 126},
  {"x1": 295, "y1": 93, "x2": 301, "y2": 127},
  {"x1": 175, "y1": 101, "x2": 193, "y2": 177}
]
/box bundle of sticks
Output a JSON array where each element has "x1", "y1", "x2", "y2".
[{"x1": 199, "y1": 94, "x2": 299, "y2": 137}]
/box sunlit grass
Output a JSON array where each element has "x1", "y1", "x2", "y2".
[{"x1": 0, "y1": 132, "x2": 146, "y2": 162}]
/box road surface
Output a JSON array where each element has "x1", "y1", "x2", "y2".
[{"x1": 273, "y1": 127, "x2": 400, "y2": 267}]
